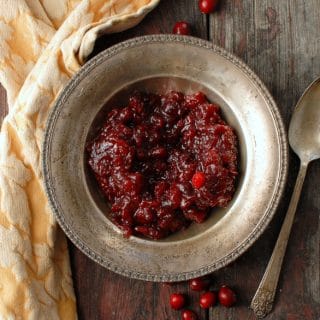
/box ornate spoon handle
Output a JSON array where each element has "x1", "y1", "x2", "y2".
[{"x1": 250, "y1": 162, "x2": 308, "y2": 319}]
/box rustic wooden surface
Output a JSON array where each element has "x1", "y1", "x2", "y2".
[{"x1": 1, "y1": 0, "x2": 320, "y2": 319}]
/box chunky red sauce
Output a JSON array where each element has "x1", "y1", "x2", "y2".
[{"x1": 87, "y1": 91, "x2": 238, "y2": 239}]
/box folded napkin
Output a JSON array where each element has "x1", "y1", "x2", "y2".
[{"x1": 0, "y1": 0, "x2": 159, "y2": 318}]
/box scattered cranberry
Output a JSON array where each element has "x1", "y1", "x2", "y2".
[
  {"x1": 189, "y1": 277, "x2": 210, "y2": 291},
  {"x1": 170, "y1": 293, "x2": 186, "y2": 310},
  {"x1": 198, "y1": 0, "x2": 219, "y2": 14},
  {"x1": 199, "y1": 291, "x2": 217, "y2": 309},
  {"x1": 173, "y1": 21, "x2": 191, "y2": 35},
  {"x1": 181, "y1": 309, "x2": 198, "y2": 320},
  {"x1": 191, "y1": 172, "x2": 206, "y2": 189},
  {"x1": 218, "y1": 285, "x2": 237, "y2": 307}
]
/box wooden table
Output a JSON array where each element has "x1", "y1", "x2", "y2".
[{"x1": 1, "y1": 1, "x2": 320, "y2": 319}]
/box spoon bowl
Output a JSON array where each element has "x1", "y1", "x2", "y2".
[{"x1": 289, "y1": 78, "x2": 320, "y2": 162}]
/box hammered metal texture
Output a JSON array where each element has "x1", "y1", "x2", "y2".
[{"x1": 43, "y1": 35, "x2": 288, "y2": 282}]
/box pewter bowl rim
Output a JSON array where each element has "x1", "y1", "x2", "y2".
[{"x1": 43, "y1": 35, "x2": 288, "y2": 281}]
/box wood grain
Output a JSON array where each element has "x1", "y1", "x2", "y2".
[
  {"x1": 0, "y1": 1, "x2": 319, "y2": 319},
  {"x1": 209, "y1": 1, "x2": 320, "y2": 319},
  {"x1": 90, "y1": 0, "x2": 208, "y2": 58}
]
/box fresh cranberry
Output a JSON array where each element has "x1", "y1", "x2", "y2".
[
  {"x1": 189, "y1": 277, "x2": 211, "y2": 291},
  {"x1": 150, "y1": 115, "x2": 165, "y2": 128},
  {"x1": 134, "y1": 207, "x2": 155, "y2": 225},
  {"x1": 218, "y1": 285, "x2": 237, "y2": 307},
  {"x1": 184, "y1": 208, "x2": 207, "y2": 223},
  {"x1": 170, "y1": 293, "x2": 186, "y2": 310},
  {"x1": 193, "y1": 92, "x2": 207, "y2": 103},
  {"x1": 200, "y1": 291, "x2": 217, "y2": 309},
  {"x1": 192, "y1": 172, "x2": 206, "y2": 189},
  {"x1": 150, "y1": 147, "x2": 167, "y2": 158},
  {"x1": 181, "y1": 309, "x2": 198, "y2": 320},
  {"x1": 169, "y1": 184, "x2": 182, "y2": 208},
  {"x1": 173, "y1": 21, "x2": 191, "y2": 35},
  {"x1": 198, "y1": 0, "x2": 219, "y2": 14}
]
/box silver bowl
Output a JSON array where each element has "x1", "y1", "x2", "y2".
[{"x1": 43, "y1": 35, "x2": 288, "y2": 281}]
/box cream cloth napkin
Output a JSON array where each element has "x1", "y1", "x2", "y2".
[{"x1": 0, "y1": 0, "x2": 159, "y2": 319}]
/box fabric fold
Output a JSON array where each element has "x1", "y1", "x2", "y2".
[{"x1": 0, "y1": 0, "x2": 159, "y2": 318}]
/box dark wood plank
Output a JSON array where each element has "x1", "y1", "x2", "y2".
[
  {"x1": 1, "y1": 1, "x2": 319, "y2": 319},
  {"x1": 0, "y1": 84, "x2": 8, "y2": 124},
  {"x1": 70, "y1": 1, "x2": 209, "y2": 319},
  {"x1": 209, "y1": 1, "x2": 320, "y2": 319},
  {"x1": 90, "y1": 0, "x2": 207, "y2": 58}
]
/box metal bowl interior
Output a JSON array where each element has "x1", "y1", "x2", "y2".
[
  {"x1": 43, "y1": 35, "x2": 288, "y2": 281},
  {"x1": 84, "y1": 76, "x2": 247, "y2": 242}
]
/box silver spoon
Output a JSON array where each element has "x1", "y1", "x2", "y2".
[{"x1": 250, "y1": 77, "x2": 320, "y2": 319}]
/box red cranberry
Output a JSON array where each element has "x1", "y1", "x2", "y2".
[
  {"x1": 118, "y1": 107, "x2": 133, "y2": 122},
  {"x1": 192, "y1": 172, "x2": 206, "y2": 189},
  {"x1": 123, "y1": 178, "x2": 134, "y2": 192},
  {"x1": 87, "y1": 91, "x2": 238, "y2": 239},
  {"x1": 193, "y1": 92, "x2": 206, "y2": 103},
  {"x1": 181, "y1": 309, "x2": 198, "y2": 320},
  {"x1": 198, "y1": 0, "x2": 219, "y2": 14},
  {"x1": 173, "y1": 21, "x2": 191, "y2": 35},
  {"x1": 121, "y1": 209, "x2": 133, "y2": 226},
  {"x1": 150, "y1": 115, "x2": 165, "y2": 128},
  {"x1": 134, "y1": 207, "x2": 154, "y2": 225},
  {"x1": 200, "y1": 291, "x2": 217, "y2": 309},
  {"x1": 184, "y1": 208, "x2": 207, "y2": 223},
  {"x1": 189, "y1": 277, "x2": 210, "y2": 291},
  {"x1": 154, "y1": 181, "x2": 167, "y2": 198},
  {"x1": 218, "y1": 285, "x2": 237, "y2": 307},
  {"x1": 150, "y1": 147, "x2": 167, "y2": 158},
  {"x1": 170, "y1": 293, "x2": 186, "y2": 310},
  {"x1": 169, "y1": 184, "x2": 182, "y2": 209}
]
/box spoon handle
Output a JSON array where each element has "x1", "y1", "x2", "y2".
[{"x1": 250, "y1": 162, "x2": 308, "y2": 319}]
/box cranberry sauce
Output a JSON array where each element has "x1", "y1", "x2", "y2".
[{"x1": 87, "y1": 91, "x2": 238, "y2": 239}]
